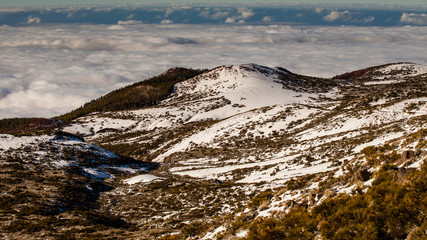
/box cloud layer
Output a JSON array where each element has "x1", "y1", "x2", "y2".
[{"x1": 0, "y1": 24, "x2": 426, "y2": 118}]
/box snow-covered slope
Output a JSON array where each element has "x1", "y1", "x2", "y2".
[
  {"x1": 333, "y1": 62, "x2": 427, "y2": 84},
  {"x1": 1, "y1": 62, "x2": 426, "y2": 239},
  {"x1": 58, "y1": 63, "x2": 426, "y2": 186}
]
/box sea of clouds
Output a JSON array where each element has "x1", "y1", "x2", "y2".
[{"x1": 0, "y1": 6, "x2": 426, "y2": 119}]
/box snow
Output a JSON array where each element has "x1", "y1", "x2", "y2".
[
  {"x1": 237, "y1": 162, "x2": 335, "y2": 184},
  {"x1": 173, "y1": 65, "x2": 315, "y2": 118},
  {"x1": 299, "y1": 97, "x2": 427, "y2": 142},
  {"x1": 334, "y1": 168, "x2": 345, "y2": 178},
  {"x1": 0, "y1": 132, "x2": 119, "y2": 172},
  {"x1": 236, "y1": 229, "x2": 249, "y2": 238},
  {"x1": 83, "y1": 168, "x2": 111, "y2": 179},
  {"x1": 364, "y1": 178, "x2": 374, "y2": 187},
  {"x1": 202, "y1": 225, "x2": 226, "y2": 240},
  {"x1": 408, "y1": 159, "x2": 425, "y2": 169},
  {"x1": 52, "y1": 160, "x2": 71, "y2": 168},
  {"x1": 170, "y1": 152, "x2": 336, "y2": 185},
  {"x1": 370, "y1": 98, "x2": 387, "y2": 106},
  {"x1": 256, "y1": 190, "x2": 304, "y2": 218},
  {"x1": 375, "y1": 63, "x2": 427, "y2": 80},
  {"x1": 151, "y1": 65, "x2": 322, "y2": 162},
  {"x1": 352, "y1": 131, "x2": 405, "y2": 153},
  {"x1": 337, "y1": 185, "x2": 356, "y2": 195},
  {"x1": 106, "y1": 165, "x2": 148, "y2": 174},
  {"x1": 64, "y1": 117, "x2": 137, "y2": 136},
  {"x1": 124, "y1": 174, "x2": 165, "y2": 184},
  {"x1": 62, "y1": 124, "x2": 93, "y2": 136},
  {"x1": 172, "y1": 154, "x2": 297, "y2": 179},
  {"x1": 364, "y1": 80, "x2": 405, "y2": 85},
  {"x1": 0, "y1": 134, "x2": 51, "y2": 151}
]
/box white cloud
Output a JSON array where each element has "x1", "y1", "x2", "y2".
[
  {"x1": 165, "y1": 8, "x2": 175, "y2": 17},
  {"x1": 117, "y1": 20, "x2": 143, "y2": 25},
  {"x1": 225, "y1": 17, "x2": 235, "y2": 23},
  {"x1": 0, "y1": 24, "x2": 426, "y2": 118},
  {"x1": 314, "y1": 8, "x2": 324, "y2": 14},
  {"x1": 237, "y1": 7, "x2": 254, "y2": 20},
  {"x1": 199, "y1": 10, "x2": 210, "y2": 18},
  {"x1": 323, "y1": 10, "x2": 375, "y2": 24},
  {"x1": 262, "y1": 16, "x2": 272, "y2": 22},
  {"x1": 205, "y1": 8, "x2": 253, "y2": 21},
  {"x1": 27, "y1": 16, "x2": 41, "y2": 24},
  {"x1": 0, "y1": 8, "x2": 26, "y2": 13},
  {"x1": 400, "y1": 13, "x2": 427, "y2": 26},
  {"x1": 361, "y1": 16, "x2": 375, "y2": 24},
  {"x1": 211, "y1": 11, "x2": 230, "y2": 20},
  {"x1": 323, "y1": 10, "x2": 352, "y2": 22},
  {"x1": 160, "y1": 19, "x2": 173, "y2": 24}
]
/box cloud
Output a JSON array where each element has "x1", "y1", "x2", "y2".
[
  {"x1": 160, "y1": 19, "x2": 173, "y2": 24},
  {"x1": 225, "y1": 17, "x2": 235, "y2": 23},
  {"x1": 323, "y1": 10, "x2": 375, "y2": 24},
  {"x1": 0, "y1": 24, "x2": 426, "y2": 118},
  {"x1": 108, "y1": 25, "x2": 126, "y2": 30},
  {"x1": 361, "y1": 16, "x2": 375, "y2": 24},
  {"x1": 27, "y1": 16, "x2": 41, "y2": 24},
  {"x1": 400, "y1": 13, "x2": 427, "y2": 26},
  {"x1": 262, "y1": 16, "x2": 272, "y2": 22},
  {"x1": 314, "y1": 8, "x2": 324, "y2": 14},
  {"x1": 323, "y1": 11, "x2": 352, "y2": 22},
  {"x1": 0, "y1": 8, "x2": 28, "y2": 13},
  {"x1": 201, "y1": 8, "x2": 253, "y2": 21},
  {"x1": 117, "y1": 20, "x2": 143, "y2": 25},
  {"x1": 165, "y1": 8, "x2": 175, "y2": 17},
  {"x1": 211, "y1": 10, "x2": 230, "y2": 20},
  {"x1": 199, "y1": 10, "x2": 210, "y2": 18},
  {"x1": 237, "y1": 7, "x2": 254, "y2": 20}
]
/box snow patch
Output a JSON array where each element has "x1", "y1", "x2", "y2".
[
  {"x1": 83, "y1": 168, "x2": 112, "y2": 179},
  {"x1": 124, "y1": 174, "x2": 165, "y2": 184}
]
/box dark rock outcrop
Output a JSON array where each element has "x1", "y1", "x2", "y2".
[{"x1": 353, "y1": 169, "x2": 372, "y2": 182}]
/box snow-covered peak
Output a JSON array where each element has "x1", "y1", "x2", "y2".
[
  {"x1": 333, "y1": 62, "x2": 427, "y2": 84},
  {"x1": 373, "y1": 63, "x2": 427, "y2": 79},
  {"x1": 165, "y1": 64, "x2": 315, "y2": 122}
]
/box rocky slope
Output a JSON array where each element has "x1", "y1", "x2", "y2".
[{"x1": 0, "y1": 62, "x2": 426, "y2": 239}]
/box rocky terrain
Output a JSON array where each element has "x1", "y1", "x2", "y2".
[{"x1": 0, "y1": 62, "x2": 426, "y2": 239}]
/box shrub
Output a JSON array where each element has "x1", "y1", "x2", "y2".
[
  {"x1": 244, "y1": 162, "x2": 426, "y2": 240},
  {"x1": 247, "y1": 190, "x2": 273, "y2": 210}
]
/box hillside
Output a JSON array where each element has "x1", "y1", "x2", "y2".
[
  {"x1": 56, "y1": 67, "x2": 206, "y2": 123},
  {"x1": 0, "y1": 62, "x2": 426, "y2": 239}
]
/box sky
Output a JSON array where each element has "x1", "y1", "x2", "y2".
[
  {"x1": 0, "y1": 3, "x2": 426, "y2": 119},
  {"x1": 1, "y1": 0, "x2": 426, "y2": 8}
]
